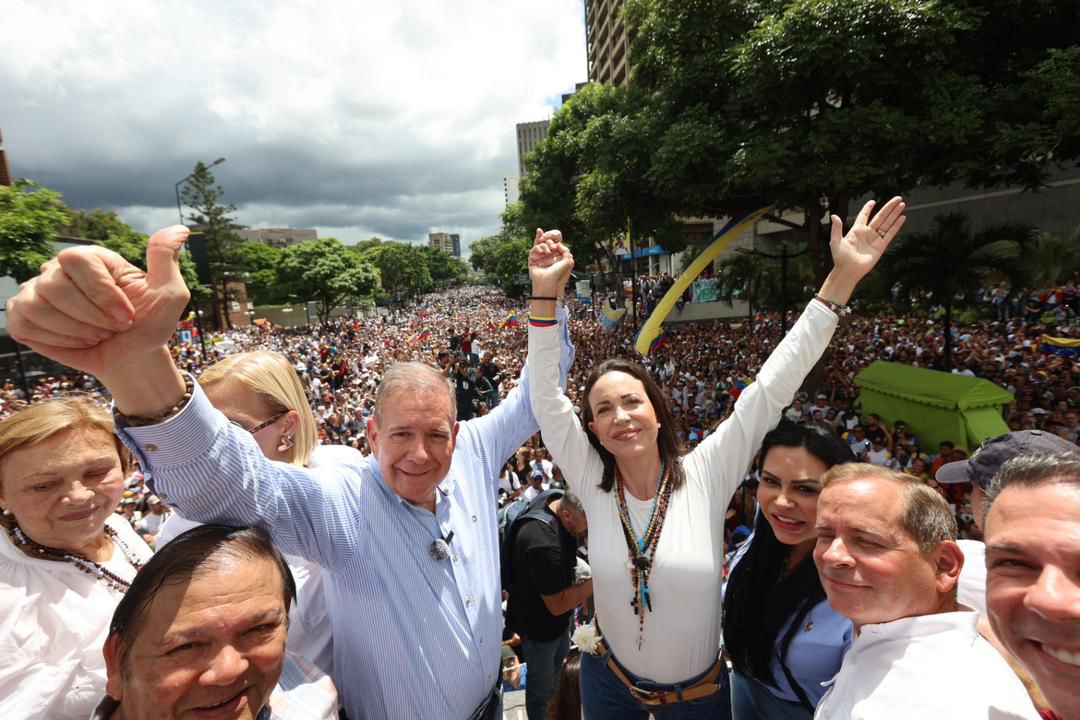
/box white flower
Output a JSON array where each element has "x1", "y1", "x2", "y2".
[{"x1": 572, "y1": 621, "x2": 602, "y2": 655}]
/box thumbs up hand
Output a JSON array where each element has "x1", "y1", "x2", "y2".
[{"x1": 5, "y1": 225, "x2": 192, "y2": 382}]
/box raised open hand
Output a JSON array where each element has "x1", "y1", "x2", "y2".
[
  {"x1": 5, "y1": 225, "x2": 192, "y2": 381},
  {"x1": 829, "y1": 196, "x2": 906, "y2": 282},
  {"x1": 529, "y1": 228, "x2": 574, "y2": 296}
]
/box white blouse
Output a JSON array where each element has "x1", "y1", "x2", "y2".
[
  {"x1": 528, "y1": 301, "x2": 838, "y2": 682},
  {"x1": 0, "y1": 513, "x2": 152, "y2": 720}
]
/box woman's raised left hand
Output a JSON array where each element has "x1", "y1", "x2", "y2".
[{"x1": 829, "y1": 196, "x2": 906, "y2": 283}]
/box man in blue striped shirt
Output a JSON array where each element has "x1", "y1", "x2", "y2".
[{"x1": 3, "y1": 226, "x2": 574, "y2": 720}]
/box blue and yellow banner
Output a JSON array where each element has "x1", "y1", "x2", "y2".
[{"x1": 1040, "y1": 334, "x2": 1080, "y2": 357}]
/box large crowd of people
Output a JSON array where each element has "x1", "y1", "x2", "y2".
[{"x1": 1, "y1": 210, "x2": 1078, "y2": 720}]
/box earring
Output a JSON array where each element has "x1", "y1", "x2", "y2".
[{"x1": 279, "y1": 434, "x2": 295, "y2": 452}]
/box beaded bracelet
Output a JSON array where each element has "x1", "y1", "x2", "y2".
[
  {"x1": 528, "y1": 315, "x2": 558, "y2": 328},
  {"x1": 813, "y1": 294, "x2": 851, "y2": 317},
  {"x1": 113, "y1": 374, "x2": 195, "y2": 427}
]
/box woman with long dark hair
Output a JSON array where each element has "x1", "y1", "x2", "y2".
[
  {"x1": 526, "y1": 197, "x2": 906, "y2": 719},
  {"x1": 723, "y1": 423, "x2": 855, "y2": 719}
]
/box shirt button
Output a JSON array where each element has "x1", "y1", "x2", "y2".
[
  {"x1": 471, "y1": 515, "x2": 477, "y2": 523},
  {"x1": 479, "y1": 636, "x2": 485, "y2": 645},
  {"x1": 145, "y1": 443, "x2": 158, "y2": 452},
  {"x1": 452, "y1": 555, "x2": 459, "y2": 563},
  {"x1": 466, "y1": 596, "x2": 472, "y2": 607}
]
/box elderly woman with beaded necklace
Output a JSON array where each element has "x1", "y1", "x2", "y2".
[
  {"x1": 0, "y1": 396, "x2": 153, "y2": 720},
  {"x1": 525, "y1": 197, "x2": 906, "y2": 720}
]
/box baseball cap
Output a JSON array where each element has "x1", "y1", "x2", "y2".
[{"x1": 936, "y1": 430, "x2": 1077, "y2": 488}]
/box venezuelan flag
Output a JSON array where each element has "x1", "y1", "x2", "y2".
[
  {"x1": 410, "y1": 327, "x2": 433, "y2": 346},
  {"x1": 1040, "y1": 334, "x2": 1080, "y2": 357},
  {"x1": 500, "y1": 312, "x2": 519, "y2": 330},
  {"x1": 649, "y1": 331, "x2": 670, "y2": 354}
]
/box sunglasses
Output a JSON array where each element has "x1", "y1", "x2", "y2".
[{"x1": 231, "y1": 410, "x2": 288, "y2": 435}]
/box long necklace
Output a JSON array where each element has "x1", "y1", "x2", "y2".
[
  {"x1": 6, "y1": 521, "x2": 144, "y2": 594},
  {"x1": 614, "y1": 459, "x2": 674, "y2": 649}
]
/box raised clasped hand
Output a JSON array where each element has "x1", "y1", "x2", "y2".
[
  {"x1": 4, "y1": 225, "x2": 193, "y2": 380},
  {"x1": 529, "y1": 228, "x2": 574, "y2": 295},
  {"x1": 830, "y1": 196, "x2": 907, "y2": 281}
]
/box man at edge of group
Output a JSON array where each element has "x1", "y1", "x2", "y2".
[
  {"x1": 2, "y1": 225, "x2": 574, "y2": 720},
  {"x1": 982, "y1": 453, "x2": 1080, "y2": 720}
]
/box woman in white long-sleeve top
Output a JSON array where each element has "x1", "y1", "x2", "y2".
[{"x1": 524, "y1": 197, "x2": 906, "y2": 720}]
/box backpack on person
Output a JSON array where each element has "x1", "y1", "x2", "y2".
[{"x1": 499, "y1": 487, "x2": 564, "y2": 592}]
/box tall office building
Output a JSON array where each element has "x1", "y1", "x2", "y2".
[
  {"x1": 585, "y1": 0, "x2": 633, "y2": 87},
  {"x1": 428, "y1": 232, "x2": 461, "y2": 257},
  {"x1": 0, "y1": 128, "x2": 12, "y2": 186},
  {"x1": 515, "y1": 120, "x2": 550, "y2": 178}
]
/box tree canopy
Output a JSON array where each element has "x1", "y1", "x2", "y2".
[
  {"x1": 0, "y1": 180, "x2": 69, "y2": 283},
  {"x1": 278, "y1": 238, "x2": 378, "y2": 322},
  {"x1": 516, "y1": 0, "x2": 1080, "y2": 285}
]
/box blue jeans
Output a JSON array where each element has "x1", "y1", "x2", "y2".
[
  {"x1": 730, "y1": 670, "x2": 811, "y2": 720},
  {"x1": 521, "y1": 630, "x2": 571, "y2": 720},
  {"x1": 579, "y1": 649, "x2": 731, "y2": 720}
]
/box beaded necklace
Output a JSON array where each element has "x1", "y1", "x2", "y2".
[
  {"x1": 5, "y1": 521, "x2": 144, "y2": 594},
  {"x1": 613, "y1": 459, "x2": 673, "y2": 649}
]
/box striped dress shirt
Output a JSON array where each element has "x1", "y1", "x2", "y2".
[{"x1": 117, "y1": 309, "x2": 573, "y2": 720}]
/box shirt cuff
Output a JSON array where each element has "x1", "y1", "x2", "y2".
[{"x1": 117, "y1": 377, "x2": 226, "y2": 480}]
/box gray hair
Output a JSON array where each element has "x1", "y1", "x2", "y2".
[
  {"x1": 983, "y1": 452, "x2": 1080, "y2": 522},
  {"x1": 373, "y1": 362, "x2": 456, "y2": 425},
  {"x1": 560, "y1": 489, "x2": 585, "y2": 517},
  {"x1": 821, "y1": 463, "x2": 957, "y2": 552}
]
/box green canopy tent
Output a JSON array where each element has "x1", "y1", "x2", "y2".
[{"x1": 853, "y1": 361, "x2": 1014, "y2": 452}]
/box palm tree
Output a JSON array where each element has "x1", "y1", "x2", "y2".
[
  {"x1": 716, "y1": 251, "x2": 775, "y2": 319},
  {"x1": 886, "y1": 213, "x2": 1039, "y2": 370},
  {"x1": 1023, "y1": 227, "x2": 1080, "y2": 288}
]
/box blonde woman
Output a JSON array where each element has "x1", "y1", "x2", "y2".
[
  {"x1": 0, "y1": 397, "x2": 153, "y2": 720},
  {"x1": 157, "y1": 350, "x2": 361, "y2": 676}
]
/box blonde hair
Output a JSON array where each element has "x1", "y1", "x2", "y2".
[
  {"x1": 199, "y1": 351, "x2": 316, "y2": 467},
  {"x1": 0, "y1": 395, "x2": 133, "y2": 492}
]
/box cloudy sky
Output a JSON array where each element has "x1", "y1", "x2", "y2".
[{"x1": 2, "y1": 0, "x2": 586, "y2": 251}]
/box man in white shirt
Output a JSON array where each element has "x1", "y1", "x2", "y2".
[
  {"x1": 812, "y1": 464, "x2": 1039, "y2": 719},
  {"x1": 983, "y1": 453, "x2": 1080, "y2": 720},
  {"x1": 522, "y1": 469, "x2": 549, "y2": 503}
]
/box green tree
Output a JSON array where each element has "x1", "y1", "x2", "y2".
[
  {"x1": 179, "y1": 161, "x2": 244, "y2": 327},
  {"x1": 420, "y1": 245, "x2": 468, "y2": 285},
  {"x1": 518, "y1": 83, "x2": 683, "y2": 273},
  {"x1": 64, "y1": 208, "x2": 210, "y2": 300},
  {"x1": 234, "y1": 241, "x2": 285, "y2": 306},
  {"x1": 886, "y1": 213, "x2": 1039, "y2": 369},
  {"x1": 715, "y1": 248, "x2": 815, "y2": 318},
  {"x1": 625, "y1": 0, "x2": 1080, "y2": 284},
  {"x1": 278, "y1": 238, "x2": 377, "y2": 323},
  {"x1": 1022, "y1": 228, "x2": 1080, "y2": 289},
  {"x1": 0, "y1": 180, "x2": 68, "y2": 282},
  {"x1": 359, "y1": 242, "x2": 433, "y2": 296}
]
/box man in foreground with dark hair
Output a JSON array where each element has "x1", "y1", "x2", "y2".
[
  {"x1": 983, "y1": 453, "x2": 1080, "y2": 720},
  {"x1": 812, "y1": 464, "x2": 1039, "y2": 719},
  {"x1": 94, "y1": 525, "x2": 338, "y2": 720}
]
